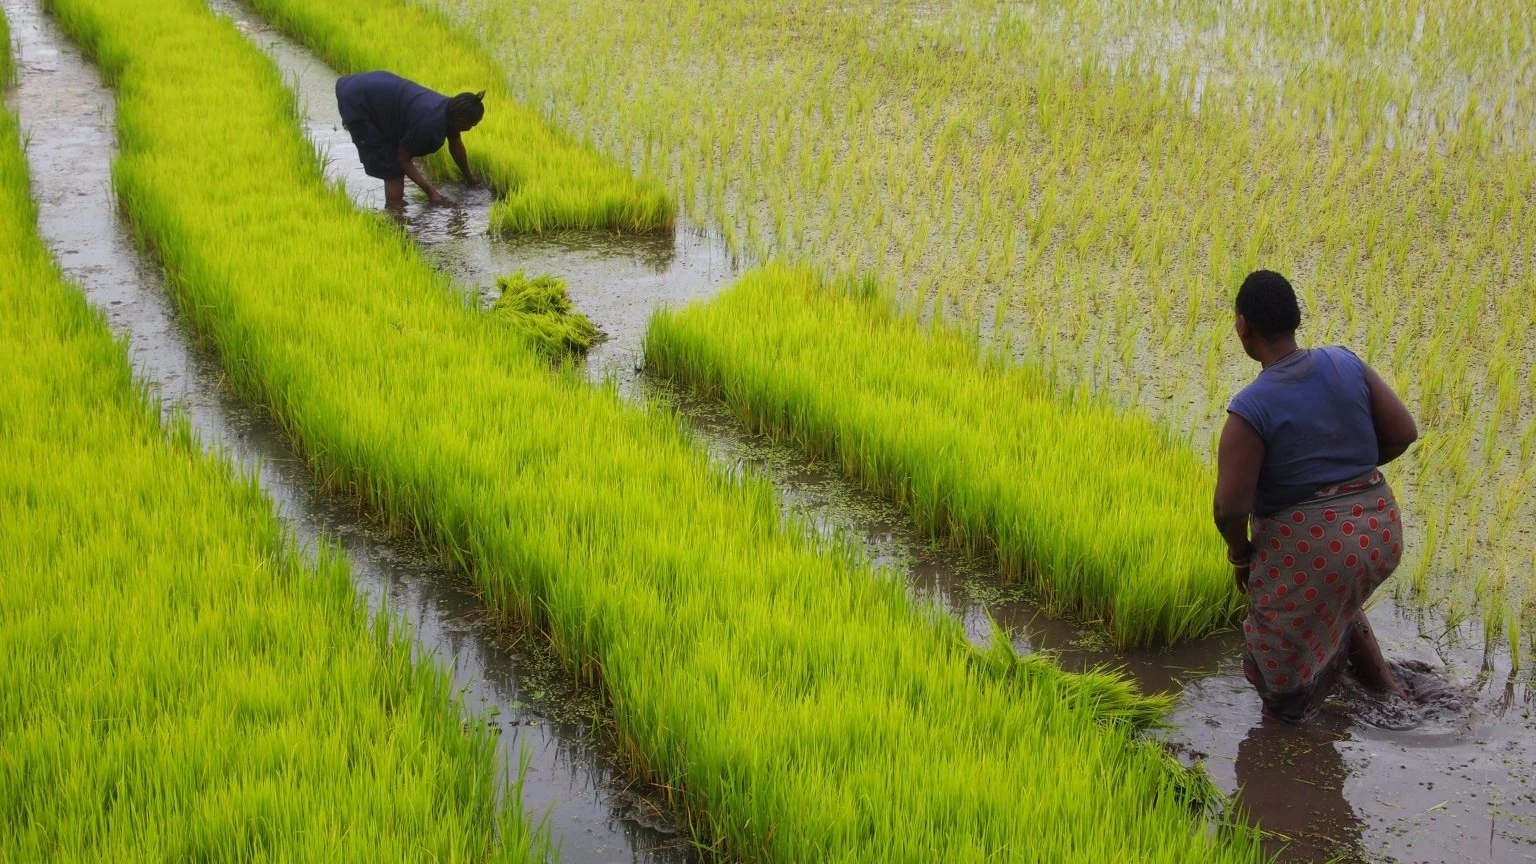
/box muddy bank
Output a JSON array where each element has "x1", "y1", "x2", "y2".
[
  {"x1": 211, "y1": 2, "x2": 1536, "y2": 861},
  {"x1": 7, "y1": 1, "x2": 697, "y2": 859}
]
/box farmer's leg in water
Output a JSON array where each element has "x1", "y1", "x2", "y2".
[{"x1": 1346, "y1": 613, "x2": 1406, "y2": 697}]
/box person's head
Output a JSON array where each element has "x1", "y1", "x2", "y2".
[
  {"x1": 1234, "y1": 269, "x2": 1300, "y2": 360},
  {"x1": 447, "y1": 90, "x2": 486, "y2": 132}
]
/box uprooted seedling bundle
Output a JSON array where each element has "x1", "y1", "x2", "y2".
[{"x1": 491, "y1": 270, "x2": 603, "y2": 355}]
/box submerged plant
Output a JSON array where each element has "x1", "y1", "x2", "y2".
[{"x1": 491, "y1": 270, "x2": 601, "y2": 356}]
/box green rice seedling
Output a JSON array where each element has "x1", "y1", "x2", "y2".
[
  {"x1": 238, "y1": 0, "x2": 673, "y2": 233},
  {"x1": 0, "y1": 54, "x2": 537, "y2": 860},
  {"x1": 648, "y1": 263, "x2": 1243, "y2": 648},
  {"x1": 491, "y1": 270, "x2": 602, "y2": 356},
  {"x1": 41, "y1": 0, "x2": 1265, "y2": 859}
]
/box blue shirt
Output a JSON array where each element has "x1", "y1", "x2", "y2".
[
  {"x1": 335, "y1": 71, "x2": 458, "y2": 158},
  {"x1": 1228, "y1": 346, "x2": 1380, "y2": 515}
]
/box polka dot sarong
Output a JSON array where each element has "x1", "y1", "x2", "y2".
[{"x1": 1240, "y1": 471, "x2": 1401, "y2": 703}]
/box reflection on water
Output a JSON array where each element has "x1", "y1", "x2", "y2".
[{"x1": 1236, "y1": 716, "x2": 1364, "y2": 863}]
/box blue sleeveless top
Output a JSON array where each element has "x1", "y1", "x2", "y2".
[{"x1": 1228, "y1": 346, "x2": 1380, "y2": 515}]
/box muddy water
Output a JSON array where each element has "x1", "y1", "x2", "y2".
[
  {"x1": 54, "y1": 1, "x2": 1536, "y2": 861},
  {"x1": 4, "y1": 2, "x2": 697, "y2": 861}
]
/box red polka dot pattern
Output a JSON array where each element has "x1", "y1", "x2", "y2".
[{"x1": 1243, "y1": 475, "x2": 1401, "y2": 697}]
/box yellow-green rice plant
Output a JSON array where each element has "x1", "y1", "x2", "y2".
[
  {"x1": 238, "y1": 0, "x2": 673, "y2": 233},
  {"x1": 647, "y1": 264, "x2": 1243, "y2": 648},
  {"x1": 0, "y1": 62, "x2": 537, "y2": 861},
  {"x1": 42, "y1": 0, "x2": 1265, "y2": 859},
  {"x1": 490, "y1": 270, "x2": 601, "y2": 357}
]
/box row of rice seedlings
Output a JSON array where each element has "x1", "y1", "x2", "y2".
[
  {"x1": 647, "y1": 263, "x2": 1243, "y2": 648},
  {"x1": 237, "y1": 0, "x2": 673, "y2": 233},
  {"x1": 0, "y1": 10, "x2": 10, "y2": 83},
  {"x1": 0, "y1": 57, "x2": 538, "y2": 861},
  {"x1": 433, "y1": 0, "x2": 1536, "y2": 658},
  {"x1": 490, "y1": 271, "x2": 602, "y2": 356},
  {"x1": 42, "y1": 0, "x2": 1268, "y2": 858}
]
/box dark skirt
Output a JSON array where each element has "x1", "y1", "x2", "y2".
[
  {"x1": 1240, "y1": 470, "x2": 1402, "y2": 722},
  {"x1": 340, "y1": 117, "x2": 403, "y2": 181}
]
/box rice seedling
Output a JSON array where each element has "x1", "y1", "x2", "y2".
[
  {"x1": 237, "y1": 0, "x2": 674, "y2": 233},
  {"x1": 40, "y1": 0, "x2": 1267, "y2": 858},
  {"x1": 490, "y1": 270, "x2": 601, "y2": 356},
  {"x1": 0, "y1": 51, "x2": 537, "y2": 860},
  {"x1": 433, "y1": 0, "x2": 1536, "y2": 657},
  {"x1": 648, "y1": 263, "x2": 1243, "y2": 648}
]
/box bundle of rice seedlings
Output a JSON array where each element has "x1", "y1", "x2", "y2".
[{"x1": 491, "y1": 270, "x2": 602, "y2": 355}]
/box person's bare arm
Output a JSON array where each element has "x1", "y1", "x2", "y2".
[
  {"x1": 396, "y1": 145, "x2": 448, "y2": 204},
  {"x1": 1363, "y1": 364, "x2": 1418, "y2": 465},
  {"x1": 448, "y1": 136, "x2": 476, "y2": 186},
  {"x1": 1214, "y1": 413, "x2": 1265, "y2": 588}
]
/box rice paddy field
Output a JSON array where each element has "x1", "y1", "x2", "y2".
[
  {"x1": 432, "y1": 0, "x2": 1536, "y2": 661},
  {"x1": 5, "y1": 0, "x2": 1535, "y2": 861},
  {"x1": 5, "y1": 0, "x2": 1273, "y2": 860}
]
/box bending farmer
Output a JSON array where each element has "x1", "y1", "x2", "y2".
[
  {"x1": 1213, "y1": 270, "x2": 1419, "y2": 723},
  {"x1": 335, "y1": 71, "x2": 484, "y2": 207}
]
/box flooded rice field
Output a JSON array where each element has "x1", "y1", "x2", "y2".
[{"x1": 8, "y1": 0, "x2": 1533, "y2": 860}]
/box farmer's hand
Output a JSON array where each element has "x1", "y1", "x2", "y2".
[
  {"x1": 463, "y1": 172, "x2": 480, "y2": 188},
  {"x1": 1227, "y1": 543, "x2": 1252, "y2": 592},
  {"x1": 428, "y1": 189, "x2": 452, "y2": 206}
]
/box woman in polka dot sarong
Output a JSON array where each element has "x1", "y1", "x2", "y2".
[{"x1": 1213, "y1": 270, "x2": 1420, "y2": 723}]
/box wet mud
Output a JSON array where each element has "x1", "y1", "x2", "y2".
[
  {"x1": 6, "y1": 2, "x2": 697, "y2": 860},
  {"x1": 23, "y1": 0, "x2": 1536, "y2": 861}
]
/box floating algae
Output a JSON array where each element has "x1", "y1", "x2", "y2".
[{"x1": 491, "y1": 271, "x2": 603, "y2": 355}]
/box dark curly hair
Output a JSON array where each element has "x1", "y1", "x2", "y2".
[
  {"x1": 447, "y1": 90, "x2": 486, "y2": 127},
  {"x1": 1235, "y1": 270, "x2": 1300, "y2": 338}
]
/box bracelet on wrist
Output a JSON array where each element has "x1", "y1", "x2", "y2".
[{"x1": 1226, "y1": 546, "x2": 1253, "y2": 565}]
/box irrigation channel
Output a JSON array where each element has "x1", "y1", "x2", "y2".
[{"x1": 8, "y1": 0, "x2": 1533, "y2": 859}]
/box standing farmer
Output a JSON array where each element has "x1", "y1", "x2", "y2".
[
  {"x1": 1213, "y1": 270, "x2": 1418, "y2": 723},
  {"x1": 335, "y1": 71, "x2": 484, "y2": 207}
]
